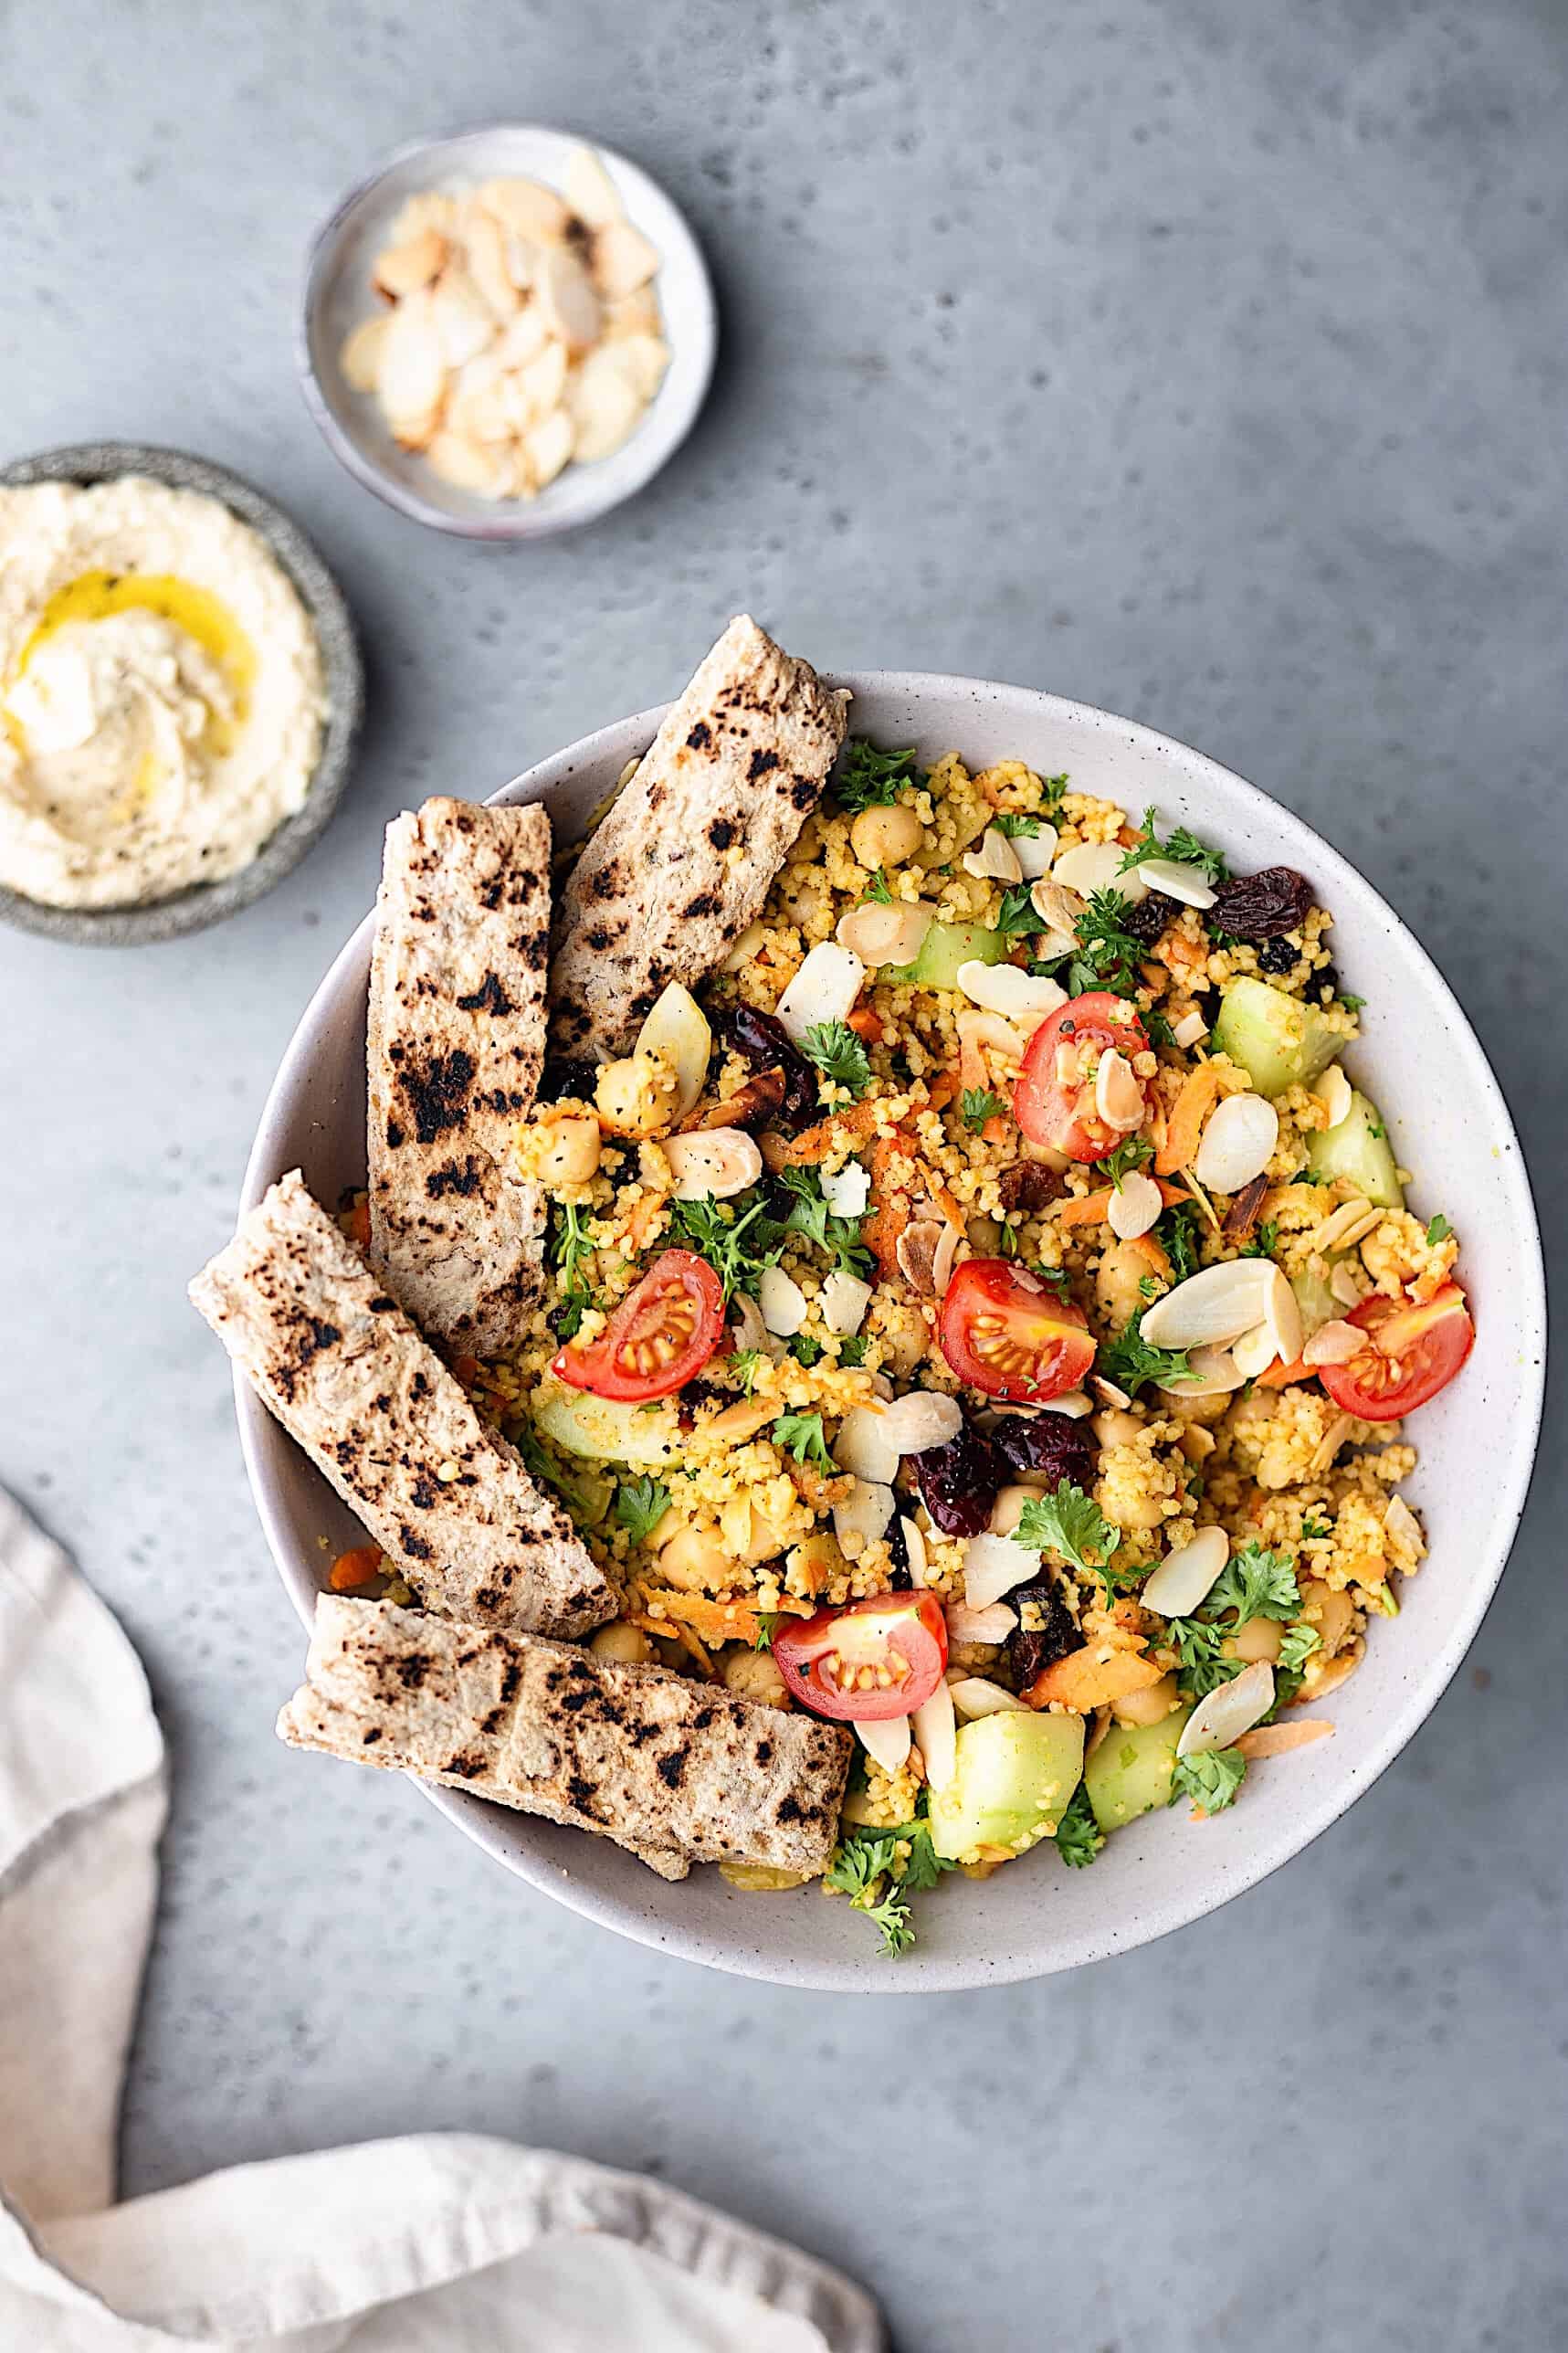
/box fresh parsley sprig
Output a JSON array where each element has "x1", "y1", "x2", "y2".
[
  {"x1": 961, "y1": 1087, "x2": 1008, "y2": 1132},
  {"x1": 1096, "y1": 1134, "x2": 1154, "y2": 1188},
  {"x1": 993, "y1": 812, "x2": 1042, "y2": 839},
  {"x1": 667, "y1": 1189, "x2": 784, "y2": 1303},
  {"x1": 773, "y1": 1165, "x2": 874, "y2": 1277},
  {"x1": 1118, "y1": 805, "x2": 1229, "y2": 884},
  {"x1": 1053, "y1": 1784, "x2": 1104, "y2": 1868},
  {"x1": 614, "y1": 1477, "x2": 672, "y2": 1545},
  {"x1": 833, "y1": 739, "x2": 922, "y2": 816},
  {"x1": 801, "y1": 1019, "x2": 873, "y2": 1100},
  {"x1": 1171, "y1": 1749, "x2": 1247, "y2": 1816},
  {"x1": 1098, "y1": 1310, "x2": 1194, "y2": 1398},
  {"x1": 772, "y1": 1410, "x2": 837, "y2": 1472},
  {"x1": 1014, "y1": 1481, "x2": 1125, "y2": 1590}
]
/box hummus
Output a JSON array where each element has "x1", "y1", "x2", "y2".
[{"x1": 0, "y1": 478, "x2": 328, "y2": 909}]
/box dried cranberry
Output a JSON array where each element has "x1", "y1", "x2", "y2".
[
  {"x1": 910, "y1": 1420, "x2": 1003, "y2": 1537},
  {"x1": 1208, "y1": 866, "x2": 1314, "y2": 942},
  {"x1": 720, "y1": 1005, "x2": 818, "y2": 1130},
  {"x1": 991, "y1": 1410, "x2": 1097, "y2": 1491},
  {"x1": 1008, "y1": 1577, "x2": 1080, "y2": 1690}
]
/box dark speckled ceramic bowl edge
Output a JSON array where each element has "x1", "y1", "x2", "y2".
[{"x1": 0, "y1": 442, "x2": 364, "y2": 946}]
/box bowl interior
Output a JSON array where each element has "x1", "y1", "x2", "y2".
[
  {"x1": 0, "y1": 442, "x2": 363, "y2": 945},
  {"x1": 240, "y1": 675, "x2": 1544, "y2": 1989},
  {"x1": 300, "y1": 125, "x2": 717, "y2": 541}
]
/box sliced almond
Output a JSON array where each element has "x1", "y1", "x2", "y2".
[
  {"x1": 1308, "y1": 1412, "x2": 1356, "y2": 1478},
  {"x1": 1172, "y1": 1008, "x2": 1208, "y2": 1050},
  {"x1": 900, "y1": 1515, "x2": 930, "y2": 1587},
  {"x1": 1330, "y1": 1260, "x2": 1364, "y2": 1308},
  {"x1": 822, "y1": 1268, "x2": 872, "y2": 1336},
  {"x1": 837, "y1": 899, "x2": 933, "y2": 968},
  {"x1": 855, "y1": 1715, "x2": 911, "y2": 1776},
  {"x1": 1233, "y1": 1718, "x2": 1334, "y2": 1759},
  {"x1": 1156, "y1": 1343, "x2": 1246, "y2": 1399},
  {"x1": 1008, "y1": 821, "x2": 1058, "y2": 879},
  {"x1": 956, "y1": 961, "x2": 1066, "y2": 1029},
  {"x1": 1260, "y1": 1262, "x2": 1303, "y2": 1367},
  {"x1": 514, "y1": 337, "x2": 569, "y2": 427},
  {"x1": 957, "y1": 1008, "x2": 1028, "y2": 1067},
  {"x1": 879, "y1": 1391, "x2": 964, "y2": 1456},
  {"x1": 523, "y1": 405, "x2": 574, "y2": 491},
  {"x1": 961, "y1": 826, "x2": 1024, "y2": 885},
  {"x1": 774, "y1": 940, "x2": 865, "y2": 1044},
  {"x1": 945, "y1": 1599, "x2": 1017, "y2": 1646},
  {"x1": 430, "y1": 263, "x2": 499, "y2": 368},
  {"x1": 1314, "y1": 1196, "x2": 1379, "y2": 1251},
  {"x1": 373, "y1": 227, "x2": 447, "y2": 300},
  {"x1": 1314, "y1": 1062, "x2": 1353, "y2": 1129},
  {"x1": 1139, "y1": 1525, "x2": 1230, "y2": 1617},
  {"x1": 375, "y1": 289, "x2": 447, "y2": 427},
  {"x1": 1230, "y1": 1320, "x2": 1281, "y2": 1380},
  {"x1": 479, "y1": 176, "x2": 571, "y2": 244},
  {"x1": 758, "y1": 1264, "x2": 807, "y2": 1338},
  {"x1": 1107, "y1": 1168, "x2": 1163, "y2": 1240},
  {"x1": 1095, "y1": 1050, "x2": 1144, "y2": 1134},
  {"x1": 340, "y1": 312, "x2": 390, "y2": 393},
  {"x1": 1177, "y1": 1661, "x2": 1275, "y2": 1757},
  {"x1": 493, "y1": 305, "x2": 549, "y2": 370},
  {"x1": 836, "y1": 1405, "x2": 901, "y2": 1485},
  {"x1": 1133, "y1": 857, "x2": 1217, "y2": 910},
  {"x1": 833, "y1": 1477, "x2": 896, "y2": 1556},
  {"x1": 459, "y1": 205, "x2": 521, "y2": 321},
  {"x1": 563, "y1": 143, "x2": 624, "y2": 228},
  {"x1": 591, "y1": 217, "x2": 660, "y2": 300},
  {"x1": 1384, "y1": 1493, "x2": 1425, "y2": 1556},
  {"x1": 948, "y1": 1674, "x2": 1031, "y2": 1720},
  {"x1": 388, "y1": 192, "x2": 458, "y2": 243},
  {"x1": 896, "y1": 1218, "x2": 946, "y2": 1297},
  {"x1": 1193, "y1": 1092, "x2": 1279, "y2": 1194},
  {"x1": 613, "y1": 331, "x2": 670, "y2": 403},
  {"x1": 535, "y1": 246, "x2": 603, "y2": 353},
  {"x1": 911, "y1": 1678, "x2": 958, "y2": 1791},
  {"x1": 1140, "y1": 1261, "x2": 1277, "y2": 1350},
  {"x1": 424, "y1": 428, "x2": 505, "y2": 494},
  {"x1": 1091, "y1": 1374, "x2": 1133, "y2": 1409},
  {"x1": 963, "y1": 1532, "x2": 1036, "y2": 1611},
  {"x1": 564, "y1": 344, "x2": 643, "y2": 462},
  {"x1": 604, "y1": 286, "x2": 664, "y2": 340},
  {"x1": 1029, "y1": 875, "x2": 1088, "y2": 939},
  {"x1": 660, "y1": 1126, "x2": 763, "y2": 1202},
  {"x1": 1302, "y1": 1318, "x2": 1364, "y2": 1366},
  {"x1": 1052, "y1": 840, "x2": 1148, "y2": 902}
]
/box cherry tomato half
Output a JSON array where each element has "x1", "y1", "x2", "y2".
[
  {"x1": 1318, "y1": 1282, "x2": 1474, "y2": 1422},
  {"x1": 938, "y1": 1257, "x2": 1097, "y2": 1402},
  {"x1": 773, "y1": 1590, "x2": 949, "y2": 1722},
  {"x1": 1014, "y1": 991, "x2": 1151, "y2": 1163},
  {"x1": 552, "y1": 1248, "x2": 725, "y2": 1401}
]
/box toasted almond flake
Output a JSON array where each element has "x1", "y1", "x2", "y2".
[
  {"x1": 1314, "y1": 1062, "x2": 1353, "y2": 1129},
  {"x1": 535, "y1": 247, "x2": 603, "y2": 353},
  {"x1": 1383, "y1": 1493, "x2": 1425, "y2": 1556},
  {"x1": 1308, "y1": 1412, "x2": 1356, "y2": 1477},
  {"x1": 389, "y1": 191, "x2": 458, "y2": 243},
  {"x1": 1177, "y1": 1661, "x2": 1275, "y2": 1757},
  {"x1": 1156, "y1": 1343, "x2": 1246, "y2": 1399},
  {"x1": 493, "y1": 306, "x2": 550, "y2": 369},
  {"x1": 958, "y1": 1010, "x2": 1029, "y2": 1075},
  {"x1": 460, "y1": 205, "x2": 521, "y2": 319},
  {"x1": 1009, "y1": 822, "x2": 1058, "y2": 879},
  {"x1": 900, "y1": 1515, "x2": 929, "y2": 1586},
  {"x1": 945, "y1": 1599, "x2": 1018, "y2": 1645},
  {"x1": 1230, "y1": 1320, "x2": 1280, "y2": 1380},
  {"x1": 1047, "y1": 1389, "x2": 1093, "y2": 1418},
  {"x1": 1091, "y1": 1374, "x2": 1132, "y2": 1409},
  {"x1": 430, "y1": 263, "x2": 499, "y2": 367},
  {"x1": 1029, "y1": 874, "x2": 1088, "y2": 939},
  {"x1": 957, "y1": 960, "x2": 1067, "y2": 1029},
  {"x1": 1193, "y1": 1092, "x2": 1279, "y2": 1194},
  {"x1": 634, "y1": 981, "x2": 710, "y2": 1113},
  {"x1": 837, "y1": 1406, "x2": 900, "y2": 1484},
  {"x1": 961, "y1": 825, "x2": 1024, "y2": 884},
  {"x1": 833, "y1": 1477, "x2": 896, "y2": 1556},
  {"x1": 775, "y1": 940, "x2": 866, "y2": 1043},
  {"x1": 1094, "y1": 1049, "x2": 1145, "y2": 1134},
  {"x1": 1172, "y1": 1008, "x2": 1209, "y2": 1050},
  {"x1": 1107, "y1": 1167, "x2": 1163, "y2": 1240},
  {"x1": 341, "y1": 312, "x2": 390, "y2": 392},
  {"x1": 1302, "y1": 1317, "x2": 1364, "y2": 1366},
  {"x1": 604, "y1": 286, "x2": 663, "y2": 341},
  {"x1": 612, "y1": 330, "x2": 670, "y2": 403},
  {"x1": 564, "y1": 344, "x2": 644, "y2": 460},
  {"x1": 424, "y1": 427, "x2": 504, "y2": 493},
  {"x1": 855, "y1": 1715, "x2": 911, "y2": 1775},
  {"x1": 479, "y1": 175, "x2": 571, "y2": 243},
  {"x1": 1234, "y1": 1717, "x2": 1334, "y2": 1759},
  {"x1": 963, "y1": 1530, "x2": 1036, "y2": 1612},
  {"x1": 836, "y1": 898, "x2": 932, "y2": 967},
  {"x1": 757, "y1": 1263, "x2": 807, "y2": 1338},
  {"x1": 880, "y1": 1390, "x2": 963, "y2": 1456},
  {"x1": 822, "y1": 1267, "x2": 873, "y2": 1335},
  {"x1": 1330, "y1": 1261, "x2": 1364, "y2": 1308},
  {"x1": 375, "y1": 288, "x2": 447, "y2": 425},
  {"x1": 1140, "y1": 1260, "x2": 1277, "y2": 1350},
  {"x1": 819, "y1": 1161, "x2": 870, "y2": 1219},
  {"x1": 1052, "y1": 840, "x2": 1148, "y2": 902},
  {"x1": 1314, "y1": 1196, "x2": 1378, "y2": 1251},
  {"x1": 660, "y1": 1126, "x2": 763, "y2": 1202},
  {"x1": 1308, "y1": 1646, "x2": 1363, "y2": 1699},
  {"x1": 563, "y1": 143, "x2": 624, "y2": 227},
  {"x1": 515, "y1": 337, "x2": 569, "y2": 426},
  {"x1": 911, "y1": 1678, "x2": 958, "y2": 1791},
  {"x1": 1133, "y1": 857, "x2": 1217, "y2": 910},
  {"x1": 523, "y1": 405, "x2": 574, "y2": 490},
  {"x1": 948, "y1": 1674, "x2": 1031, "y2": 1720},
  {"x1": 721, "y1": 920, "x2": 767, "y2": 975},
  {"x1": 1140, "y1": 1525, "x2": 1230, "y2": 1616},
  {"x1": 373, "y1": 227, "x2": 447, "y2": 299},
  {"x1": 591, "y1": 217, "x2": 660, "y2": 300}
]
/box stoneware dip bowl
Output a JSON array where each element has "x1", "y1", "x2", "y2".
[{"x1": 236, "y1": 676, "x2": 1546, "y2": 1990}]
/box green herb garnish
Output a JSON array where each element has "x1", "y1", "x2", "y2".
[
  {"x1": 667, "y1": 1190, "x2": 784, "y2": 1303},
  {"x1": 1426, "y1": 1212, "x2": 1451, "y2": 1246},
  {"x1": 1053, "y1": 1784, "x2": 1104, "y2": 1868},
  {"x1": 1015, "y1": 1481, "x2": 1123, "y2": 1587},
  {"x1": 1171, "y1": 1749, "x2": 1247, "y2": 1816},
  {"x1": 961, "y1": 1087, "x2": 1008, "y2": 1132},
  {"x1": 802, "y1": 1019, "x2": 873, "y2": 1100},
  {"x1": 861, "y1": 868, "x2": 892, "y2": 903},
  {"x1": 1096, "y1": 1135, "x2": 1154, "y2": 1188},
  {"x1": 1098, "y1": 1311, "x2": 1194, "y2": 1398},
  {"x1": 774, "y1": 1164, "x2": 874, "y2": 1278},
  {"x1": 614, "y1": 1476, "x2": 672, "y2": 1545},
  {"x1": 834, "y1": 740, "x2": 921, "y2": 816},
  {"x1": 772, "y1": 1410, "x2": 837, "y2": 1472},
  {"x1": 1117, "y1": 805, "x2": 1229, "y2": 884}
]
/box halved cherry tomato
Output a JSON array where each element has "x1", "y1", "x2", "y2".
[
  {"x1": 938, "y1": 1257, "x2": 1097, "y2": 1402},
  {"x1": 1318, "y1": 1282, "x2": 1474, "y2": 1422},
  {"x1": 1014, "y1": 991, "x2": 1151, "y2": 1163},
  {"x1": 552, "y1": 1248, "x2": 724, "y2": 1401},
  {"x1": 773, "y1": 1590, "x2": 949, "y2": 1722}
]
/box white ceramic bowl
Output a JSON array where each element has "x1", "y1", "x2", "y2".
[
  {"x1": 237, "y1": 675, "x2": 1545, "y2": 1989},
  {"x1": 299, "y1": 125, "x2": 717, "y2": 541}
]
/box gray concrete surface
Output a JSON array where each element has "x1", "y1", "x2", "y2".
[{"x1": 3, "y1": 3, "x2": 1564, "y2": 2346}]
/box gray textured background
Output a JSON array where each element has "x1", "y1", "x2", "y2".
[{"x1": 3, "y1": 2, "x2": 1564, "y2": 2346}]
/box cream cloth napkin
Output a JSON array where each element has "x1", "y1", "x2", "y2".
[{"x1": 0, "y1": 1493, "x2": 883, "y2": 2353}]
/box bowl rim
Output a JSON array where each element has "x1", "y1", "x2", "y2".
[
  {"x1": 237, "y1": 671, "x2": 1547, "y2": 1990},
  {"x1": 0, "y1": 440, "x2": 364, "y2": 946},
  {"x1": 297, "y1": 121, "x2": 719, "y2": 543}
]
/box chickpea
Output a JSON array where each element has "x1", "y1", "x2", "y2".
[
  {"x1": 658, "y1": 1523, "x2": 738, "y2": 1590},
  {"x1": 721, "y1": 1648, "x2": 792, "y2": 1708},
  {"x1": 1110, "y1": 1671, "x2": 1179, "y2": 1727},
  {"x1": 989, "y1": 1481, "x2": 1045, "y2": 1536},
  {"x1": 1092, "y1": 1407, "x2": 1143, "y2": 1451},
  {"x1": 595, "y1": 1050, "x2": 677, "y2": 1138},
  {"x1": 1095, "y1": 1239, "x2": 1151, "y2": 1332},
  {"x1": 535, "y1": 1110, "x2": 601, "y2": 1187},
  {"x1": 1226, "y1": 1615, "x2": 1283, "y2": 1664},
  {"x1": 850, "y1": 802, "x2": 923, "y2": 871},
  {"x1": 590, "y1": 1620, "x2": 653, "y2": 1667}
]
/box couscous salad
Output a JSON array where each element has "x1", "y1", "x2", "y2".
[{"x1": 192, "y1": 619, "x2": 1474, "y2": 1954}]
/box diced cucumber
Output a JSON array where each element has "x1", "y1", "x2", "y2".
[
  {"x1": 1211, "y1": 976, "x2": 1340, "y2": 1098},
  {"x1": 886, "y1": 918, "x2": 1007, "y2": 988},
  {"x1": 1082, "y1": 1705, "x2": 1191, "y2": 1833},
  {"x1": 1291, "y1": 1260, "x2": 1341, "y2": 1338},
  {"x1": 534, "y1": 1389, "x2": 681, "y2": 1467},
  {"x1": 1306, "y1": 1088, "x2": 1403, "y2": 1209},
  {"x1": 929, "y1": 1710, "x2": 1086, "y2": 1863}
]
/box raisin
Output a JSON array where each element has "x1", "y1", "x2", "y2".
[
  {"x1": 1258, "y1": 936, "x2": 1300, "y2": 974},
  {"x1": 1008, "y1": 1577, "x2": 1080, "y2": 1689},
  {"x1": 719, "y1": 1005, "x2": 818, "y2": 1130},
  {"x1": 991, "y1": 1410, "x2": 1098, "y2": 1491},
  {"x1": 998, "y1": 1160, "x2": 1067, "y2": 1214},
  {"x1": 910, "y1": 1419, "x2": 1003, "y2": 1537},
  {"x1": 1208, "y1": 866, "x2": 1314, "y2": 942},
  {"x1": 1120, "y1": 892, "x2": 1169, "y2": 945}
]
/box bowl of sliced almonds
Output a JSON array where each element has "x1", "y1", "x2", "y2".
[{"x1": 300, "y1": 124, "x2": 716, "y2": 540}]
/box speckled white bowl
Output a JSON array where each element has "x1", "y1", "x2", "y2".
[
  {"x1": 300, "y1": 125, "x2": 717, "y2": 541},
  {"x1": 236, "y1": 675, "x2": 1546, "y2": 1989}
]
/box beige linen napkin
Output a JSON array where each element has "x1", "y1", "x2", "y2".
[{"x1": 0, "y1": 1492, "x2": 883, "y2": 2353}]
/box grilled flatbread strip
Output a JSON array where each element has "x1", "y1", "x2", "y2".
[
  {"x1": 190, "y1": 1172, "x2": 616, "y2": 1640},
  {"x1": 278, "y1": 1597, "x2": 854, "y2": 1883},
  {"x1": 367, "y1": 797, "x2": 550, "y2": 1355},
  {"x1": 550, "y1": 615, "x2": 850, "y2": 1060}
]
